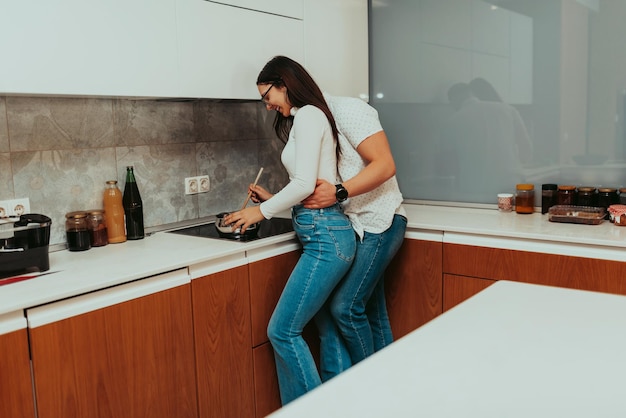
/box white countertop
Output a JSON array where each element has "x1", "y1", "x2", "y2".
[
  {"x1": 2, "y1": 204, "x2": 626, "y2": 317},
  {"x1": 269, "y1": 280, "x2": 626, "y2": 418}
]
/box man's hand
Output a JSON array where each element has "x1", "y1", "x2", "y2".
[{"x1": 302, "y1": 179, "x2": 338, "y2": 208}]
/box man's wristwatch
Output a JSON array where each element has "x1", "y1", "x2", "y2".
[{"x1": 335, "y1": 184, "x2": 349, "y2": 203}]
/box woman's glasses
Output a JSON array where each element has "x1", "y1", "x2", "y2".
[{"x1": 260, "y1": 83, "x2": 274, "y2": 105}]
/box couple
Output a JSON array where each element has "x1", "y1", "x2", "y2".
[{"x1": 224, "y1": 56, "x2": 406, "y2": 405}]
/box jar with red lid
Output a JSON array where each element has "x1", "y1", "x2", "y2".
[
  {"x1": 515, "y1": 184, "x2": 535, "y2": 214},
  {"x1": 556, "y1": 185, "x2": 577, "y2": 206},
  {"x1": 608, "y1": 205, "x2": 626, "y2": 225}
]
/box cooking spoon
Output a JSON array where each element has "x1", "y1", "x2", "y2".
[{"x1": 240, "y1": 167, "x2": 264, "y2": 210}]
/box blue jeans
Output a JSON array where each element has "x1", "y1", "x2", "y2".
[
  {"x1": 267, "y1": 204, "x2": 356, "y2": 405},
  {"x1": 321, "y1": 214, "x2": 407, "y2": 376}
]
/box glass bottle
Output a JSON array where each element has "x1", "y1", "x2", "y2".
[
  {"x1": 65, "y1": 211, "x2": 91, "y2": 251},
  {"x1": 541, "y1": 184, "x2": 557, "y2": 214},
  {"x1": 103, "y1": 180, "x2": 127, "y2": 243},
  {"x1": 515, "y1": 183, "x2": 535, "y2": 214},
  {"x1": 123, "y1": 166, "x2": 145, "y2": 240},
  {"x1": 556, "y1": 185, "x2": 577, "y2": 206},
  {"x1": 86, "y1": 209, "x2": 108, "y2": 247}
]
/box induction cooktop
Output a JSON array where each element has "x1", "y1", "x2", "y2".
[{"x1": 167, "y1": 217, "x2": 294, "y2": 242}]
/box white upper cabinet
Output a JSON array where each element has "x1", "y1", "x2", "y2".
[
  {"x1": 206, "y1": 0, "x2": 303, "y2": 19},
  {"x1": 0, "y1": 0, "x2": 179, "y2": 97},
  {"x1": 176, "y1": 0, "x2": 304, "y2": 99},
  {"x1": 303, "y1": 0, "x2": 369, "y2": 99}
]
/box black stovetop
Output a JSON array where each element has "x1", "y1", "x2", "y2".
[{"x1": 167, "y1": 217, "x2": 294, "y2": 242}]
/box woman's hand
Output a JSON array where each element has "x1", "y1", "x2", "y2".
[
  {"x1": 224, "y1": 206, "x2": 265, "y2": 233},
  {"x1": 249, "y1": 184, "x2": 273, "y2": 203}
]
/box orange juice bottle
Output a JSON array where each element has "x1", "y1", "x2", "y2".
[{"x1": 103, "y1": 180, "x2": 127, "y2": 243}]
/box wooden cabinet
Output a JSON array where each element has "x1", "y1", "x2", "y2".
[
  {"x1": 443, "y1": 273, "x2": 496, "y2": 311},
  {"x1": 0, "y1": 0, "x2": 179, "y2": 97},
  {"x1": 303, "y1": 0, "x2": 369, "y2": 98},
  {"x1": 191, "y1": 263, "x2": 255, "y2": 418},
  {"x1": 27, "y1": 269, "x2": 197, "y2": 418},
  {"x1": 248, "y1": 246, "x2": 301, "y2": 417},
  {"x1": 385, "y1": 233, "x2": 443, "y2": 339},
  {"x1": 442, "y1": 242, "x2": 626, "y2": 310},
  {"x1": 0, "y1": 312, "x2": 36, "y2": 418}
]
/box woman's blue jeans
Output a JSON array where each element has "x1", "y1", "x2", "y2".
[
  {"x1": 267, "y1": 204, "x2": 356, "y2": 405},
  {"x1": 320, "y1": 214, "x2": 407, "y2": 377}
]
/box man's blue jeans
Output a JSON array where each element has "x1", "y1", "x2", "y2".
[
  {"x1": 318, "y1": 214, "x2": 407, "y2": 379},
  {"x1": 267, "y1": 204, "x2": 356, "y2": 405}
]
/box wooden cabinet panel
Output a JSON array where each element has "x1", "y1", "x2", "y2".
[
  {"x1": 443, "y1": 243, "x2": 626, "y2": 295},
  {"x1": 443, "y1": 274, "x2": 496, "y2": 311},
  {"x1": 29, "y1": 284, "x2": 197, "y2": 418},
  {"x1": 192, "y1": 265, "x2": 254, "y2": 418},
  {"x1": 0, "y1": 328, "x2": 35, "y2": 418},
  {"x1": 249, "y1": 251, "x2": 300, "y2": 347},
  {"x1": 385, "y1": 239, "x2": 443, "y2": 339},
  {"x1": 253, "y1": 342, "x2": 282, "y2": 417}
]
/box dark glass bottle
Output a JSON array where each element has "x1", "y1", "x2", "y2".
[
  {"x1": 123, "y1": 166, "x2": 145, "y2": 240},
  {"x1": 541, "y1": 184, "x2": 558, "y2": 214}
]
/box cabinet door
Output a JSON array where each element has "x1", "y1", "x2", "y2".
[
  {"x1": 207, "y1": 0, "x2": 303, "y2": 19},
  {"x1": 253, "y1": 342, "x2": 282, "y2": 417},
  {"x1": 0, "y1": 312, "x2": 35, "y2": 418},
  {"x1": 249, "y1": 249, "x2": 301, "y2": 347},
  {"x1": 177, "y1": 0, "x2": 304, "y2": 99},
  {"x1": 385, "y1": 236, "x2": 443, "y2": 339},
  {"x1": 443, "y1": 242, "x2": 626, "y2": 295},
  {"x1": 303, "y1": 0, "x2": 368, "y2": 98},
  {"x1": 443, "y1": 273, "x2": 496, "y2": 311},
  {"x1": 192, "y1": 265, "x2": 255, "y2": 418},
  {"x1": 0, "y1": 0, "x2": 179, "y2": 97},
  {"x1": 27, "y1": 270, "x2": 197, "y2": 418}
]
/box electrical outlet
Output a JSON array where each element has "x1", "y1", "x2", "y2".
[
  {"x1": 198, "y1": 175, "x2": 210, "y2": 193},
  {"x1": 184, "y1": 177, "x2": 199, "y2": 195},
  {"x1": 0, "y1": 197, "x2": 31, "y2": 218}
]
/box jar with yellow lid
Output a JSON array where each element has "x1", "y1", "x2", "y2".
[{"x1": 515, "y1": 184, "x2": 535, "y2": 214}]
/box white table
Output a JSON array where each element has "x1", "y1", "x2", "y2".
[{"x1": 269, "y1": 281, "x2": 626, "y2": 418}]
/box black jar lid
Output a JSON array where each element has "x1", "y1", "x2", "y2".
[{"x1": 541, "y1": 183, "x2": 558, "y2": 190}]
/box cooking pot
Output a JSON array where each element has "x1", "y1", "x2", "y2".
[{"x1": 215, "y1": 212, "x2": 259, "y2": 239}]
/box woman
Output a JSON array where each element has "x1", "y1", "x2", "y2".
[
  {"x1": 300, "y1": 93, "x2": 407, "y2": 373},
  {"x1": 224, "y1": 56, "x2": 356, "y2": 405}
]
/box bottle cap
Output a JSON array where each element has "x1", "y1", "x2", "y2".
[
  {"x1": 516, "y1": 183, "x2": 534, "y2": 190},
  {"x1": 541, "y1": 184, "x2": 557, "y2": 190}
]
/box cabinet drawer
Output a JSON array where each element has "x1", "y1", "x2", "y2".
[
  {"x1": 443, "y1": 243, "x2": 626, "y2": 295},
  {"x1": 249, "y1": 250, "x2": 300, "y2": 347}
]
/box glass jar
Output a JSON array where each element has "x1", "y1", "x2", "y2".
[
  {"x1": 515, "y1": 183, "x2": 535, "y2": 214},
  {"x1": 541, "y1": 184, "x2": 558, "y2": 214},
  {"x1": 556, "y1": 185, "x2": 577, "y2": 206},
  {"x1": 598, "y1": 187, "x2": 619, "y2": 219},
  {"x1": 86, "y1": 209, "x2": 108, "y2": 247},
  {"x1": 65, "y1": 211, "x2": 91, "y2": 251},
  {"x1": 620, "y1": 188, "x2": 626, "y2": 205},
  {"x1": 576, "y1": 187, "x2": 597, "y2": 207}
]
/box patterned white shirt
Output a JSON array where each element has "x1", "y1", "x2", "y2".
[{"x1": 325, "y1": 94, "x2": 405, "y2": 239}]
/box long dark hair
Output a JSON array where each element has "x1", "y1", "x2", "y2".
[{"x1": 257, "y1": 56, "x2": 339, "y2": 147}]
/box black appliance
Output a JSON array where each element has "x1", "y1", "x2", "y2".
[{"x1": 1, "y1": 214, "x2": 52, "y2": 279}]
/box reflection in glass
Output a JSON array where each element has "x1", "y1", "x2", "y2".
[{"x1": 370, "y1": 0, "x2": 626, "y2": 205}]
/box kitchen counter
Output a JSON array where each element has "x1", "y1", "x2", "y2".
[
  {"x1": 2, "y1": 203, "x2": 626, "y2": 316},
  {"x1": 269, "y1": 280, "x2": 626, "y2": 418}
]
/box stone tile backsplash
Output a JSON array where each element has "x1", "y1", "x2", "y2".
[{"x1": 0, "y1": 96, "x2": 288, "y2": 246}]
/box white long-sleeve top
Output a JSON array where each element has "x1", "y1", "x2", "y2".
[{"x1": 259, "y1": 105, "x2": 340, "y2": 219}]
